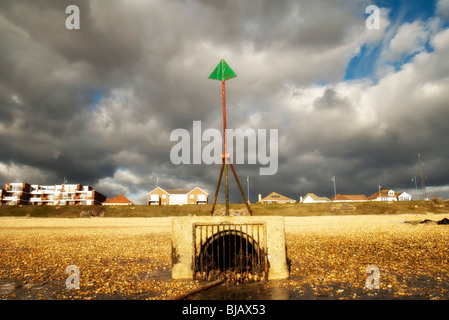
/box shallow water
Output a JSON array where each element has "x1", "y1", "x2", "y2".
[{"x1": 187, "y1": 281, "x2": 291, "y2": 300}]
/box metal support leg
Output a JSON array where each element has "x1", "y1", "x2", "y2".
[
  {"x1": 210, "y1": 159, "x2": 225, "y2": 215},
  {"x1": 229, "y1": 163, "x2": 253, "y2": 216}
]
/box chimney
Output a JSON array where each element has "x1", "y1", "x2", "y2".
[
  {"x1": 258, "y1": 194, "x2": 262, "y2": 202},
  {"x1": 300, "y1": 196, "x2": 303, "y2": 203}
]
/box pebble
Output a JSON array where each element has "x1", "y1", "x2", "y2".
[{"x1": 1, "y1": 216, "x2": 449, "y2": 299}]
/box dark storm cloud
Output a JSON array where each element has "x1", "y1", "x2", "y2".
[
  {"x1": 313, "y1": 88, "x2": 353, "y2": 110},
  {"x1": 0, "y1": 0, "x2": 448, "y2": 203}
]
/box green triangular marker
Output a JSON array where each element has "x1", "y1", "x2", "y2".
[{"x1": 208, "y1": 59, "x2": 237, "y2": 81}]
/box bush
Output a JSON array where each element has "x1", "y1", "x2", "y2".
[
  {"x1": 431, "y1": 197, "x2": 443, "y2": 204},
  {"x1": 79, "y1": 207, "x2": 105, "y2": 217}
]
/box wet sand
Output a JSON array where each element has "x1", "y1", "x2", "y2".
[{"x1": 1, "y1": 213, "x2": 448, "y2": 299}]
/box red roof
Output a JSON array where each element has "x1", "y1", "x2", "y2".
[
  {"x1": 103, "y1": 195, "x2": 133, "y2": 205},
  {"x1": 331, "y1": 194, "x2": 368, "y2": 201},
  {"x1": 367, "y1": 189, "x2": 399, "y2": 200}
]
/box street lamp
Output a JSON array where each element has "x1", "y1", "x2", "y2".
[
  {"x1": 247, "y1": 176, "x2": 250, "y2": 203},
  {"x1": 411, "y1": 176, "x2": 418, "y2": 200},
  {"x1": 332, "y1": 176, "x2": 336, "y2": 199}
]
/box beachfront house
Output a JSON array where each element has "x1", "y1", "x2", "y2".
[
  {"x1": 147, "y1": 187, "x2": 209, "y2": 205},
  {"x1": 258, "y1": 192, "x2": 296, "y2": 204},
  {"x1": 300, "y1": 193, "x2": 331, "y2": 203},
  {"x1": 397, "y1": 192, "x2": 412, "y2": 201},
  {"x1": 368, "y1": 189, "x2": 412, "y2": 201}
]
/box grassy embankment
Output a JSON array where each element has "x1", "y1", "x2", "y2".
[{"x1": 0, "y1": 200, "x2": 447, "y2": 218}]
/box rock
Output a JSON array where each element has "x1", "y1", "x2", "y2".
[
  {"x1": 79, "y1": 210, "x2": 92, "y2": 217},
  {"x1": 0, "y1": 281, "x2": 17, "y2": 295},
  {"x1": 406, "y1": 218, "x2": 449, "y2": 225},
  {"x1": 419, "y1": 219, "x2": 436, "y2": 224},
  {"x1": 437, "y1": 218, "x2": 449, "y2": 225}
]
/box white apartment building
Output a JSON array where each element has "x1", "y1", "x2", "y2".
[{"x1": 0, "y1": 182, "x2": 106, "y2": 206}]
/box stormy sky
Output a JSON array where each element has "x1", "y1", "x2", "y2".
[{"x1": 1, "y1": 0, "x2": 449, "y2": 204}]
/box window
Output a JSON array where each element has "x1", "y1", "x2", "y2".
[{"x1": 190, "y1": 194, "x2": 194, "y2": 199}]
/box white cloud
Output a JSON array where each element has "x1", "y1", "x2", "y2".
[
  {"x1": 0, "y1": 162, "x2": 55, "y2": 184},
  {"x1": 127, "y1": 192, "x2": 149, "y2": 205},
  {"x1": 431, "y1": 26, "x2": 449, "y2": 52},
  {"x1": 271, "y1": 24, "x2": 449, "y2": 191},
  {"x1": 427, "y1": 185, "x2": 449, "y2": 199},
  {"x1": 386, "y1": 21, "x2": 430, "y2": 62},
  {"x1": 94, "y1": 168, "x2": 148, "y2": 195},
  {"x1": 437, "y1": 0, "x2": 449, "y2": 19}
]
